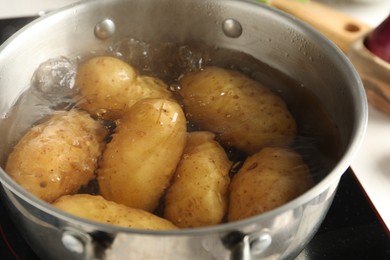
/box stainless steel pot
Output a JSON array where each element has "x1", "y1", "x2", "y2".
[{"x1": 0, "y1": 0, "x2": 367, "y2": 259}]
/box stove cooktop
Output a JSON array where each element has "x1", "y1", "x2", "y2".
[{"x1": 0, "y1": 17, "x2": 389, "y2": 260}]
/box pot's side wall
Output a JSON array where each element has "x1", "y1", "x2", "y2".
[
  {"x1": 0, "y1": 187, "x2": 78, "y2": 260},
  {"x1": 281, "y1": 180, "x2": 339, "y2": 259},
  {"x1": 1, "y1": 179, "x2": 340, "y2": 260}
]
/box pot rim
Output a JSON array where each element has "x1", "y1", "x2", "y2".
[{"x1": 0, "y1": 0, "x2": 368, "y2": 236}]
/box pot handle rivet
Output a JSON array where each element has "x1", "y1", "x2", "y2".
[
  {"x1": 249, "y1": 232, "x2": 272, "y2": 255},
  {"x1": 94, "y1": 19, "x2": 116, "y2": 40},
  {"x1": 222, "y1": 230, "x2": 272, "y2": 260},
  {"x1": 222, "y1": 19, "x2": 243, "y2": 38},
  {"x1": 61, "y1": 228, "x2": 91, "y2": 256}
]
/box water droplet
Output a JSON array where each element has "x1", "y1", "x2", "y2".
[
  {"x1": 96, "y1": 109, "x2": 108, "y2": 118},
  {"x1": 50, "y1": 175, "x2": 61, "y2": 183}
]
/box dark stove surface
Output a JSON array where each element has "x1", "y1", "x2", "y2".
[{"x1": 0, "y1": 17, "x2": 389, "y2": 260}]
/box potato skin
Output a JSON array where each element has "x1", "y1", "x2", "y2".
[
  {"x1": 164, "y1": 131, "x2": 232, "y2": 228},
  {"x1": 53, "y1": 194, "x2": 178, "y2": 230},
  {"x1": 179, "y1": 66, "x2": 297, "y2": 155},
  {"x1": 98, "y1": 98, "x2": 187, "y2": 212},
  {"x1": 75, "y1": 56, "x2": 171, "y2": 119},
  {"x1": 228, "y1": 147, "x2": 313, "y2": 222},
  {"x1": 6, "y1": 109, "x2": 107, "y2": 202}
]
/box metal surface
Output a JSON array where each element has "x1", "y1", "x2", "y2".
[{"x1": 0, "y1": 0, "x2": 367, "y2": 259}]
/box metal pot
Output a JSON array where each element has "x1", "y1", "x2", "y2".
[{"x1": 0, "y1": 0, "x2": 367, "y2": 259}]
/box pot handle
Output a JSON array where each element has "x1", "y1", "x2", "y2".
[
  {"x1": 61, "y1": 227, "x2": 114, "y2": 259},
  {"x1": 229, "y1": 235, "x2": 251, "y2": 260},
  {"x1": 222, "y1": 230, "x2": 272, "y2": 260}
]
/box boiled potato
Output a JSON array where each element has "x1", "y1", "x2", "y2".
[
  {"x1": 228, "y1": 147, "x2": 313, "y2": 222},
  {"x1": 53, "y1": 194, "x2": 178, "y2": 230},
  {"x1": 6, "y1": 109, "x2": 107, "y2": 202},
  {"x1": 179, "y1": 66, "x2": 297, "y2": 154},
  {"x1": 164, "y1": 131, "x2": 232, "y2": 228},
  {"x1": 75, "y1": 56, "x2": 172, "y2": 119},
  {"x1": 98, "y1": 98, "x2": 187, "y2": 212}
]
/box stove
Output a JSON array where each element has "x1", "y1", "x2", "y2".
[{"x1": 0, "y1": 16, "x2": 389, "y2": 260}]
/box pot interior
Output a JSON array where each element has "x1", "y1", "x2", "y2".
[{"x1": 0, "y1": 0, "x2": 366, "y2": 230}]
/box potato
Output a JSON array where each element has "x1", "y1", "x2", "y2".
[
  {"x1": 228, "y1": 147, "x2": 313, "y2": 222},
  {"x1": 98, "y1": 98, "x2": 187, "y2": 212},
  {"x1": 164, "y1": 131, "x2": 232, "y2": 228},
  {"x1": 6, "y1": 109, "x2": 107, "y2": 202},
  {"x1": 53, "y1": 194, "x2": 178, "y2": 230},
  {"x1": 179, "y1": 66, "x2": 297, "y2": 155},
  {"x1": 75, "y1": 56, "x2": 172, "y2": 119}
]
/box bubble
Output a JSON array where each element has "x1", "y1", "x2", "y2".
[
  {"x1": 31, "y1": 57, "x2": 77, "y2": 105},
  {"x1": 169, "y1": 84, "x2": 182, "y2": 92}
]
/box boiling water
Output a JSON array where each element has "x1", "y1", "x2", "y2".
[{"x1": 0, "y1": 39, "x2": 340, "y2": 184}]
